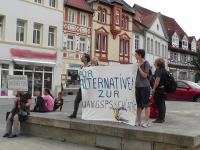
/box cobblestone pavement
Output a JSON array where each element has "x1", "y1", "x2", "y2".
[{"x1": 0, "y1": 96, "x2": 100, "y2": 150}]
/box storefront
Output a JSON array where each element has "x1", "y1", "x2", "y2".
[
  {"x1": 65, "y1": 63, "x2": 82, "y2": 87},
  {"x1": 0, "y1": 48, "x2": 62, "y2": 98}
]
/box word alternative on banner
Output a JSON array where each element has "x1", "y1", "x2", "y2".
[
  {"x1": 7, "y1": 75, "x2": 28, "y2": 91},
  {"x1": 80, "y1": 64, "x2": 137, "y2": 126}
]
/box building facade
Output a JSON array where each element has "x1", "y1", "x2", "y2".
[
  {"x1": 0, "y1": 0, "x2": 63, "y2": 97},
  {"x1": 162, "y1": 15, "x2": 197, "y2": 81},
  {"x1": 63, "y1": 0, "x2": 93, "y2": 87},
  {"x1": 132, "y1": 5, "x2": 168, "y2": 70},
  {"x1": 89, "y1": 0, "x2": 134, "y2": 65}
]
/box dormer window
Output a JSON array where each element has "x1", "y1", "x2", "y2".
[
  {"x1": 172, "y1": 32, "x2": 179, "y2": 48},
  {"x1": 191, "y1": 39, "x2": 196, "y2": 52},
  {"x1": 182, "y1": 36, "x2": 188, "y2": 49}
]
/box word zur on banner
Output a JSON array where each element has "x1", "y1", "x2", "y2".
[{"x1": 80, "y1": 64, "x2": 137, "y2": 126}]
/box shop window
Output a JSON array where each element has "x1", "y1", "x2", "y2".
[
  {"x1": 1, "y1": 64, "x2": 9, "y2": 96},
  {"x1": 14, "y1": 64, "x2": 23, "y2": 70},
  {"x1": 34, "y1": 0, "x2": 42, "y2": 4},
  {"x1": 44, "y1": 67, "x2": 53, "y2": 72},
  {"x1": 35, "y1": 66, "x2": 43, "y2": 71},
  {"x1": 44, "y1": 73, "x2": 52, "y2": 90}
]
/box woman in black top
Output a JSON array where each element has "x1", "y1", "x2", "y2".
[{"x1": 152, "y1": 58, "x2": 167, "y2": 123}]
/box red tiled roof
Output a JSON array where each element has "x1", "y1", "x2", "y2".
[
  {"x1": 133, "y1": 4, "x2": 157, "y2": 28},
  {"x1": 161, "y1": 15, "x2": 187, "y2": 39},
  {"x1": 133, "y1": 4, "x2": 189, "y2": 40},
  {"x1": 132, "y1": 19, "x2": 146, "y2": 35},
  {"x1": 64, "y1": 0, "x2": 93, "y2": 13}
]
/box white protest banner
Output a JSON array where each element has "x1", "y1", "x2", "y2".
[
  {"x1": 80, "y1": 64, "x2": 137, "y2": 126},
  {"x1": 7, "y1": 75, "x2": 28, "y2": 91}
]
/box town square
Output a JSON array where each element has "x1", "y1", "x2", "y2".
[{"x1": 0, "y1": 0, "x2": 200, "y2": 150}]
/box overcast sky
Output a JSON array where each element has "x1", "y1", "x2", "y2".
[{"x1": 126, "y1": 0, "x2": 200, "y2": 39}]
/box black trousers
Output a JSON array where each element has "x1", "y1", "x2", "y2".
[
  {"x1": 72, "y1": 88, "x2": 82, "y2": 116},
  {"x1": 154, "y1": 89, "x2": 166, "y2": 120}
]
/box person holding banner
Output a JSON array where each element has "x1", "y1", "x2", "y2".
[
  {"x1": 69, "y1": 53, "x2": 91, "y2": 119},
  {"x1": 135, "y1": 49, "x2": 151, "y2": 128}
]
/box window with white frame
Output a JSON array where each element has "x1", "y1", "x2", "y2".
[
  {"x1": 66, "y1": 35, "x2": 75, "y2": 50},
  {"x1": 157, "y1": 42, "x2": 160, "y2": 56},
  {"x1": 172, "y1": 32, "x2": 179, "y2": 47},
  {"x1": 102, "y1": 35, "x2": 107, "y2": 52},
  {"x1": 68, "y1": 9, "x2": 76, "y2": 24},
  {"x1": 16, "y1": 19, "x2": 26, "y2": 42},
  {"x1": 79, "y1": 37, "x2": 86, "y2": 52},
  {"x1": 180, "y1": 54, "x2": 188, "y2": 64},
  {"x1": 165, "y1": 45, "x2": 167, "y2": 58},
  {"x1": 155, "y1": 41, "x2": 157, "y2": 55},
  {"x1": 150, "y1": 39, "x2": 153, "y2": 54},
  {"x1": 182, "y1": 36, "x2": 188, "y2": 49},
  {"x1": 191, "y1": 40, "x2": 196, "y2": 52},
  {"x1": 170, "y1": 52, "x2": 178, "y2": 63},
  {"x1": 147, "y1": 38, "x2": 150, "y2": 53},
  {"x1": 48, "y1": 27, "x2": 56, "y2": 47},
  {"x1": 80, "y1": 13, "x2": 87, "y2": 26},
  {"x1": 49, "y1": 0, "x2": 56, "y2": 8},
  {"x1": 102, "y1": 10, "x2": 106, "y2": 24},
  {"x1": 35, "y1": 0, "x2": 42, "y2": 4},
  {"x1": 33, "y1": 23, "x2": 42, "y2": 44},
  {"x1": 135, "y1": 35, "x2": 139, "y2": 50},
  {"x1": 116, "y1": 10, "x2": 120, "y2": 25},
  {"x1": 0, "y1": 16, "x2": 4, "y2": 40},
  {"x1": 120, "y1": 39, "x2": 129, "y2": 56},
  {"x1": 162, "y1": 44, "x2": 164, "y2": 57}
]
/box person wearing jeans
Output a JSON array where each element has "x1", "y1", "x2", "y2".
[
  {"x1": 152, "y1": 58, "x2": 167, "y2": 123},
  {"x1": 69, "y1": 53, "x2": 91, "y2": 119}
]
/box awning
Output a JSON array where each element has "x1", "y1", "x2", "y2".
[{"x1": 13, "y1": 58, "x2": 56, "y2": 66}]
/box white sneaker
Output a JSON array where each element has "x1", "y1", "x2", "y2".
[{"x1": 141, "y1": 122, "x2": 151, "y2": 128}]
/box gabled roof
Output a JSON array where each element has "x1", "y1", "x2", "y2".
[
  {"x1": 64, "y1": 0, "x2": 93, "y2": 13},
  {"x1": 132, "y1": 19, "x2": 147, "y2": 35},
  {"x1": 133, "y1": 4, "x2": 168, "y2": 39},
  {"x1": 98, "y1": 0, "x2": 135, "y2": 14},
  {"x1": 133, "y1": 4, "x2": 157, "y2": 28},
  {"x1": 161, "y1": 15, "x2": 187, "y2": 40},
  {"x1": 188, "y1": 36, "x2": 196, "y2": 43}
]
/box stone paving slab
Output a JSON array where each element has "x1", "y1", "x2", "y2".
[
  {"x1": 0, "y1": 136, "x2": 104, "y2": 150},
  {"x1": 22, "y1": 101, "x2": 200, "y2": 149}
]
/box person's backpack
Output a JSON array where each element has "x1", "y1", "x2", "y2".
[
  {"x1": 144, "y1": 61, "x2": 154, "y2": 87},
  {"x1": 164, "y1": 71, "x2": 177, "y2": 93}
]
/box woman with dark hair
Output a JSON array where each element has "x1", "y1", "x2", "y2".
[
  {"x1": 43, "y1": 89, "x2": 54, "y2": 112},
  {"x1": 135, "y1": 49, "x2": 151, "y2": 128},
  {"x1": 152, "y1": 58, "x2": 167, "y2": 123}
]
